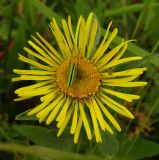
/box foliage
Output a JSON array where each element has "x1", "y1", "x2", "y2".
[{"x1": 0, "y1": 0, "x2": 159, "y2": 160}]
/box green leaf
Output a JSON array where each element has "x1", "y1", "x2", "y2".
[
  {"x1": 23, "y1": 0, "x2": 36, "y2": 27},
  {"x1": 117, "y1": 138, "x2": 159, "y2": 160},
  {"x1": 15, "y1": 110, "x2": 37, "y2": 121},
  {"x1": 0, "y1": 143, "x2": 103, "y2": 160},
  {"x1": 24, "y1": 154, "x2": 44, "y2": 160},
  {"x1": 145, "y1": 86, "x2": 159, "y2": 114},
  {"x1": 30, "y1": 0, "x2": 61, "y2": 22},
  {"x1": 98, "y1": 133, "x2": 119, "y2": 158},
  {"x1": 13, "y1": 125, "x2": 74, "y2": 151},
  {"x1": 0, "y1": 0, "x2": 16, "y2": 16},
  {"x1": 75, "y1": 0, "x2": 86, "y2": 18},
  {"x1": 104, "y1": 3, "x2": 159, "y2": 17},
  {"x1": 5, "y1": 20, "x2": 26, "y2": 73}
]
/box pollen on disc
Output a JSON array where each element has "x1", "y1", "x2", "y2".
[{"x1": 56, "y1": 57, "x2": 101, "y2": 99}]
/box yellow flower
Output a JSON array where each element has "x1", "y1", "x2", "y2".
[{"x1": 12, "y1": 12, "x2": 147, "y2": 143}]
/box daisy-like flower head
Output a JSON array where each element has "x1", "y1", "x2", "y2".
[{"x1": 12, "y1": 12, "x2": 147, "y2": 143}]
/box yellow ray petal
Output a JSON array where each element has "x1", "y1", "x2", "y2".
[
  {"x1": 111, "y1": 43, "x2": 128, "y2": 61},
  {"x1": 31, "y1": 35, "x2": 61, "y2": 65},
  {"x1": 99, "y1": 56, "x2": 143, "y2": 71},
  {"x1": 100, "y1": 28, "x2": 118, "y2": 55},
  {"x1": 99, "y1": 93, "x2": 134, "y2": 119},
  {"x1": 78, "y1": 17, "x2": 86, "y2": 57},
  {"x1": 18, "y1": 54, "x2": 54, "y2": 71},
  {"x1": 46, "y1": 96, "x2": 66, "y2": 125},
  {"x1": 14, "y1": 96, "x2": 32, "y2": 101},
  {"x1": 36, "y1": 95, "x2": 64, "y2": 118},
  {"x1": 13, "y1": 69, "x2": 55, "y2": 75},
  {"x1": 79, "y1": 101, "x2": 92, "y2": 140},
  {"x1": 90, "y1": 21, "x2": 112, "y2": 60},
  {"x1": 91, "y1": 97, "x2": 106, "y2": 131},
  {"x1": 56, "y1": 97, "x2": 71, "y2": 128},
  {"x1": 74, "y1": 114, "x2": 82, "y2": 144},
  {"x1": 102, "y1": 75, "x2": 140, "y2": 83},
  {"x1": 100, "y1": 88, "x2": 140, "y2": 102},
  {"x1": 75, "y1": 16, "x2": 82, "y2": 45},
  {"x1": 100, "y1": 21, "x2": 112, "y2": 46},
  {"x1": 86, "y1": 18, "x2": 98, "y2": 58},
  {"x1": 85, "y1": 101, "x2": 102, "y2": 143},
  {"x1": 100, "y1": 93, "x2": 135, "y2": 118},
  {"x1": 94, "y1": 97, "x2": 114, "y2": 134},
  {"x1": 38, "y1": 114, "x2": 48, "y2": 123},
  {"x1": 12, "y1": 75, "x2": 53, "y2": 82},
  {"x1": 56, "y1": 97, "x2": 71, "y2": 122},
  {"x1": 105, "y1": 81, "x2": 148, "y2": 87},
  {"x1": 50, "y1": 26, "x2": 70, "y2": 59},
  {"x1": 68, "y1": 16, "x2": 75, "y2": 44},
  {"x1": 70, "y1": 101, "x2": 78, "y2": 134},
  {"x1": 101, "y1": 68, "x2": 147, "y2": 78},
  {"x1": 14, "y1": 81, "x2": 51, "y2": 94},
  {"x1": 103, "y1": 121, "x2": 114, "y2": 134},
  {"x1": 95, "y1": 97, "x2": 121, "y2": 132},
  {"x1": 85, "y1": 12, "x2": 94, "y2": 44},
  {"x1": 92, "y1": 28, "x2": 118, "y2": 62},
  {"x1": 50, "y1": 19, "x2": 71, "y2": 58},
  {"x1": 97, "y1": 40, "x2": 133, "y2": 67},
  {"x1": 36, "y1": 32, "x2": 63, "y2": 62},
  {"x1": 62, "y1": 19, "x2": 73, "y2": 50},
  {"x1": 40, "y1": 90, "x2": 58, "y2": 102},
  {"x1": 17, "y1": 85, "x2": 53, "y2": 97},
  {"x1": 67, "y1": 17, "x2": 78, "y2": 56},
  {"x1": 28, "y1": 99, "x2": 52, "y2": 116},
  {"x1": 28, "y1": 41, "x2": 56, "y2": 65},
  {"x1": 57, "y1": 106, "x2": 73, "y2": 137},
  {"x1": 18, "y1": 89, "x2": 52, "y2": 97}
]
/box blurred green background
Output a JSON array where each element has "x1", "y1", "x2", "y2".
[{"x1": 0, "y1": 0, "x2": 159, "y2": 160}]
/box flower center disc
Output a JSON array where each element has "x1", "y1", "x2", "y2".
[{"x1": 56, "y1": 57, "x2": 101, "y2": 99}]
